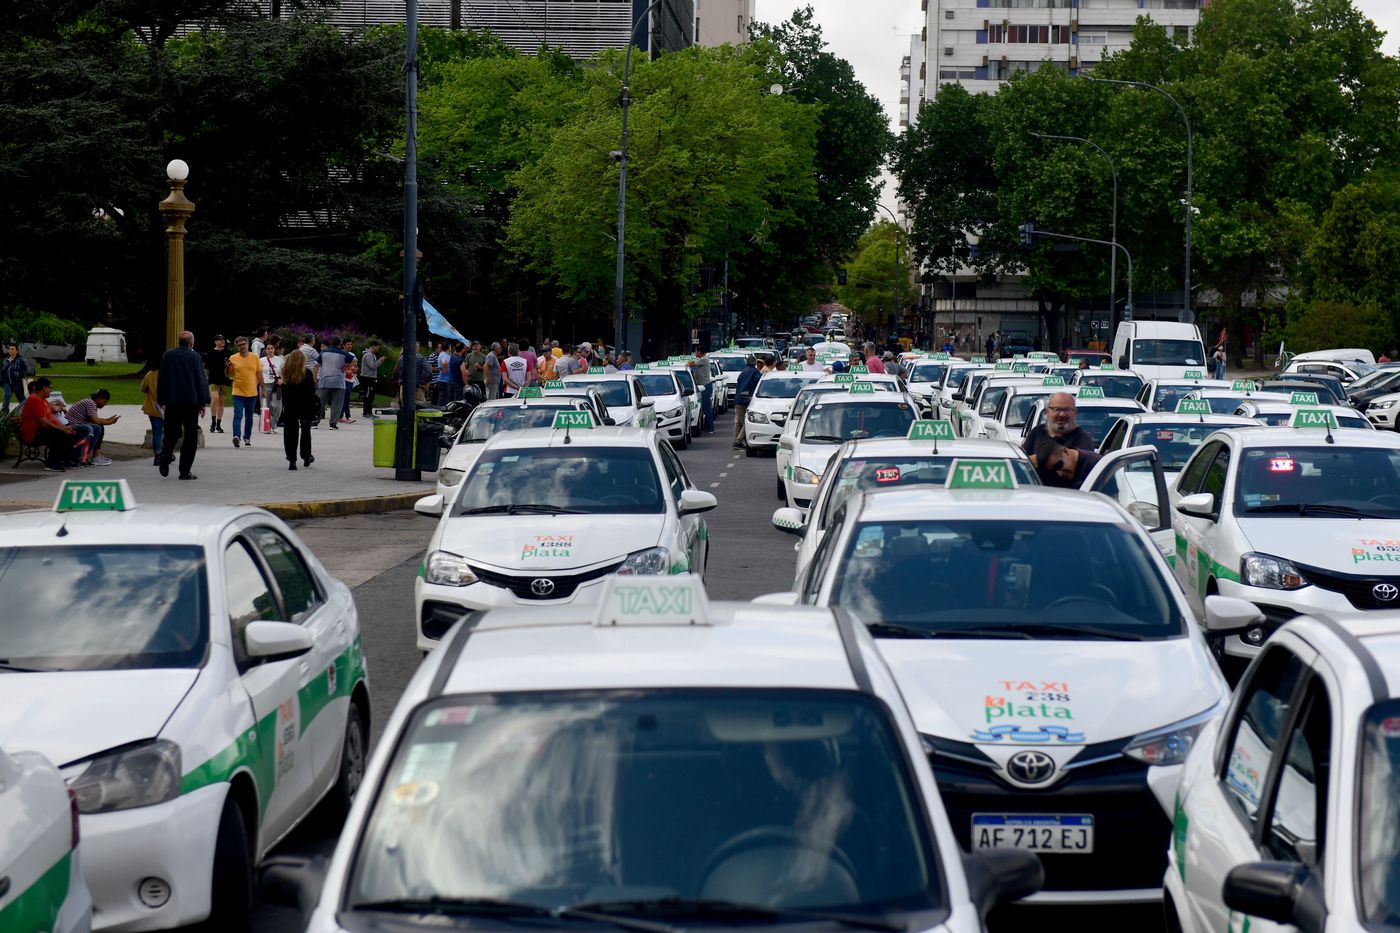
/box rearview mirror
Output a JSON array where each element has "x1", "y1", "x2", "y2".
[
  {"x1": 1222, "y1": 862, "x2": 1326, "y2": 933},
  {"x1": 963, "y1": 849, "x2": 1044, "y2": 918},
  {"x1": 244, "y1": 621, "x2": 314, "y2": 662},
  {"x1": 679, "y1": 489, "x2": 718, "y2": 515},
  {"x1": 1177, "y1": 492, "x2": 1216, "y2": 518},
  {"x1": 1204, "y1": 595, "x2": 1266, "y2": 635},
  {"x1": 414, "y1": 494, "x2": 445, "y2": 517},
  {"x1": 772, "y1": 507, "x2": 806, "y2": 535}
]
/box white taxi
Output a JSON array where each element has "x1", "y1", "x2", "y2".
[
  {"x1": 0, "y1": 480, "x2": 369, "y2": 931},
  {"x1": 976, "y1": 377, "x2": 1075, "y2": 442},
  {"x1": 932, "y1": 363, "x2": 995, "y2": 421},
  {"x1": 1070, "y1": 367, "x2": 1145, "y2": 400},
  {"x1": 560, "y1": 372, "x2": 657, "y2": 429},
  {"x1": 1235, "y1": 396, "x2": 1372, "y2": 430},
  {"x1": 953, "y1": 374, "x2": 1043, "y2": 439},
  {"x1": 742, "y1": 370, "x2": 822, "y2": 453},
  {"x1": 1018, "y1": 388, "x2": 1147, "y2": 446},
  {"x1": 435, "y1": 393, "x2": 599, "y2": 499},
  {"x1": 778, "y1": 390, "x2": 918, "y2": 512},
  {"x1": 1170, "y1": 420, "x2": 1400, "y2": 673},
  {"x1": 765, "y1": 469, "x2": 1246, "y2": 905},
  {"x1": 1164, "y1": 613, "x2": 1400, "y2": 933},
  {"x1": 1136, "y1": 375, "x2": 1233, "y2": 413},
  {"x1": 0, "y1": 745, "x2": 91, "y2": 933},
  {"x1": 629, "y1": 368, "x2": 692, "y2": 448},
  {"x1": 905, "y1": 358, "x2": 958, "y2": 416},
  {"x1": 265, "y1": 575, "x2": 1044, "y2": 932},
  {"x1": 1099, "y1": 408, "x2": 1259, "y2": 481},
  {"x1": 661, "y1": 361, "x2": 703, "y2": 434},
  {"x1": 412, "y1": 413, "x2": 717, "y2": 650},
  {"x1": 773, "y1": 375, "x2": 908, "y2": 490}
]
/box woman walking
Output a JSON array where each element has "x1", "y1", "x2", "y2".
[
  {"x1": 140, "y1": 361, "x2": 162, "y2": 466},
  {"x1": 280, "y1": 350, "x2": 317, "y2": 470}
]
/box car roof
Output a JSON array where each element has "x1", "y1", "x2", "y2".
[
  {"x1": 807, "y1": 393, "x2": 914, "y2": 408},
  {"x1": 435, "y1": 601, "x2": 865, "y2": 695},
  {"x1": 759, "y1": 370, "x2": 822, "y2": 381},
  {"x1": 1220, "y1": 426, "x2": 1400, "y2": 448},
  {"x1": 1070, "y1": 397, "x2": 1146, "y2": 408},
  {"x1": 1, "y1": 504, "x2": 253, "y2": 547},
  {"x1": 851, "y1": 484, "x2": 1127, "y2": 524},
  {"x1": 483, "y1": 426, "x2": 657, "y2": 450},
  {"x1": 1115, "y1": 413, "x2": 1257, "y2": 427},
  {"x1": 840, "y1": 437, "x2": 1030, "y2": 458},
  {"x1": 474, "y1": 397, "x2": 585, "y2": 410}
]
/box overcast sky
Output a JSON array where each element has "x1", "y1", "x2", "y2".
[{"x1": 755, "y1": 0, "x2": 1400, "y2": 208}]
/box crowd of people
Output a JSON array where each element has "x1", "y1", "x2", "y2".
[{"x1": 389, "y1": 336, "x2": 634, "y2": 404}]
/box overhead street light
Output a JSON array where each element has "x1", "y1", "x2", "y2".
[{"x1": 1023, "y1": 223, "x2": 1135, "y2": 323}]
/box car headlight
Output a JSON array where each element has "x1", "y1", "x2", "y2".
[
  {"x1": 438, "y1": 468, "x2": 465, "y2": 487},
  {"x1": 424, "y1": 550, "x2": 478, "y2": 586},
  {"x1": 1123, "y1": 704, "x2": 1224, "y2": 767},
  {"x1": 1241, "y1": 552, "x2": 1308, "y2": 590},
  {"x1": 70, "y1": 740, "x2": 181, "y2": 813},
  {"x1": 617, "y1": 546, "x2": 670, "y2": 576},
  {"x1": 792, "y1": 467, "x2": 821, "y2": 484},
  {"x1": 659, "y1": 406, "x2": 682, "y2": 419},
  {"x1": 747, "y1": 411, "x2": 770, "y2": 424},
  {"x1": 1370, "y1": 400, "x2": 1396, "y2": 410}
]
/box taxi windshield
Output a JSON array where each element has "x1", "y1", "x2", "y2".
[
  {"x1": 0, "y1": 545, "x2": 207, "y2": 671},
  {"x1": 944, "y1": 367, "x2": 977, "y2": 390},
  {"x1": 635, "y1": 374, "x2": 679, "y2": 397},
  {"x1": 461, "y1": 405, "x2": 575, "y2": 443},
  {"x1": 456, "y1": 447, "x2": 664, "y2": 515},
  {"x1": 1198, "y1": 394, "x2": 1249, "y2": 414},
  {"x1": 1235, "y1": 446, "x2": 1400, "y2": 518},
  {"x1": 672, "y1": 369, "x2": 696, "y2": 395},
  {"x1": 801, "y1": 404, "x2": 916, "y2": 444},
  {"x1": 1005, "y1": 393, "x2": 1049, "y2": 428},
  {"x1": 1150, "y1": 385, "x2": 1197, "y2": 413},
  {"x1": 756, "y1": 376, "x2": 810, "y2": 399},
  {"x1": 1128, "y1": 424, "x2": 1223, "y2": 471},
  {"x1": 820, "y1": 458, "x2": 1038, "y2": 527},
  {"x1": 909, "y1": 363, "x2": 947, "y2": 384},
  {"x1": 571, "y1": 381, "x2": 631, "y2": 407},
  {"x1": 1131, "y1": 338, "x2": 1205, "y2": 367},
  {"x1": 1074, "y1": 406, "x2": 1142, "y2": 445},
  {"x1": 713, "y1": 357, "x2": 747, "y2": 372},
  {"x1": 1077, "y1": 374, "x2": 1144, "y2": 398},
  {"x1": 349, "y1": 689, "x2": 943, "y2": 919},
  {"x1": 832, "y1": 520, "x2": 1180, "y2": 640},
  {"x1": 1358, "y1": 699, "x2": 1400, "y2": 926}
]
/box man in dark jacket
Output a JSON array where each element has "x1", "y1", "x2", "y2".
[
  {"x1": 1021, "y1": 392, "x2": 1101, "y2": 488},
  {"x1": 732, "y1": 355, "x2": 761, "y2": 450},
  {"x1": 157, "y1": 331, "x2": 211, "y2": 479}
]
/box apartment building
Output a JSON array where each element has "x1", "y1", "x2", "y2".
[
  {"x1": 899, "y1": 33, "x2": 926, "y2": 127},
  {"x1": 694, "y1": 0, "x2": 754, "y2": 47}
]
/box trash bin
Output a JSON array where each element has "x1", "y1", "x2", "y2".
[
  {"x1": 415, "y1": 410, "x2": 445, "y2": 471},
  {"x1": 372, "y1": 418, "x2": 398, "y2": 468}
]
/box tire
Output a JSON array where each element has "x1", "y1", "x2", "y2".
[
  {"x1": 776, "y1": 476, "x2": 785, "y2": 500},
  {"x1": 675, "y1": 430, "x2": 688, "y2": 450},
  {"x1": 745, "y1": 445, "x2": 757, "y2": 458},
  {"x1": 326, "y1": 699, "x2": 368, "y2": 819},
  {"x1": 196, "y1": 795, "x2": 253, "y2": 931}
]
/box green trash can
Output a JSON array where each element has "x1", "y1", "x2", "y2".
[{"x1": 372, "y1": 418, "x2": 398, "y2": 468}]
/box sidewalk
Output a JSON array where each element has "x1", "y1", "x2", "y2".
[{"x1": 0, "y1": 405, "x2": 435, "y2": 516}]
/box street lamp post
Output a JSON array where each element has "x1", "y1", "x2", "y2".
[
  {"x1": 158, "y1": 160, "x2": 195, "y2": 353},
  {"x1": 396, "y1": 0, "x2": 422, "y2": 481},
  {"x1": 1083, "y1": 76, "x2": 1193, "y2": 322},
  {"x1": 1031, "y1": 132, "x2": 1117, "y2": 341},
  {"x1": 875, "y1": 205, "x2": 905, "y2": 340},
  {"x1": 1029, "y1": 226, "x2": 1134, "y2": 322},
  {"x1": 613, "y1": 0, "x2": 669, "y2": 358}
]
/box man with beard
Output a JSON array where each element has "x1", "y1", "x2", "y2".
[{"x1": 1022, "y1": 391, "x2": 1101, "y2": 488}]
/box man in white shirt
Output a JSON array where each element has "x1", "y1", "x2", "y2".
[
  {"x1": 799, "y1": 347, "x2": 824, "y2": 372},
  {"x1": 503, "y1": 343, "x2": 529, "y2": 397}
]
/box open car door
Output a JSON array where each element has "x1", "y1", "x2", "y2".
[{"x1": 1083, "y1": 445, "x2": 1175, "y2": 563}]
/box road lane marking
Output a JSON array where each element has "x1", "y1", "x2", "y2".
[
  {"x1": 710, "y1": 482, "x2": 721, "y2": 488},
  {"x1": 719, "y1": 472, "x2": 728, "y2": 477}
]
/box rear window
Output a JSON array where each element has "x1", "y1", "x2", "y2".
[
  {"x1": 821, "y1": 457, "x2": 1037, "y2": 527},
  {"x1": 461, "y1": 404, "x2": 575, "y2": 443},
  {"x1": 756, "y1": 376, "x2": 812, "y2": 399},
  {"x1": 802, "y1": 403, "x2": 916, "y2": 444}
]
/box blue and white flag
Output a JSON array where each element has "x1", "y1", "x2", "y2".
[{"x1": 423, "y1": 298, "x2": 468, "y2": 345}]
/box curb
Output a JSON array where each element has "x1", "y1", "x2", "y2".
[{"x1": 260, "y1": 491, "x2": 432, "y2": 521}]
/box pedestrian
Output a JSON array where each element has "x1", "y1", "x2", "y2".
[
  {"x1": 864, "y1": 343, "x2": 884, "y2": 374},
  {"x1": 521, "y1": 344, "x2": 538, "y2": 384},
  {"x1": 313, "y1": 338, "x2": 351, "y2": 429},
  {"x1": 396, "y1": 342, "x2": 430, "y2": 404},
  {"x1": 1212, "y1": 328, "x2": 1228, "y2": 380},
  {"x1": 203, "y1": 334, "x2": 231, "y2": 434},
  {"x1": 339, "y1": 338, "x2": 358, "y2": 423},
  {"x1": 446, "y1": 342, "x2": 466, "y2": 403},
  {"x1": 536, "y1": 348, "x2": 556, "y2": 383},
  {"x1": 261, "y1": 341, "x2": 284, "y2": 434},
  {"x1": 227, "y1": 336, "x2": 261, "y2": 448},
  {"x1": 484, "y1": 342, "x2": 501, "y2": 399},
  {"x1": 1022, "y1": 392, "x2": 1101, "y2": 489},
  {"x1": 64, "y1": 389, "x2": 119, "y2": 465},
  {"x1": 140, "y1": 363, "x2": 162, "y2": 465},
  {"x1": 157, "y1": 330, "x2": 211, "y2": 480},
  {"x1": 1, "y1": 343, "x2": 26, "y2": 414},
  {"x1": 360, "y1": 340, "x2": 381, "y2": 418},
  {"x1": 732, "y1": 354, "x2": 761, "y2": 449},
  {"x1": 503, "y1": 343, "x2": 529, "y2": 397},
  {"x1": 618, "y1": 352, "x2": 634, "y2": 371},
  {"x1": 433, "y1": 341, "x2": 451, "y2": 403},
  {"x1": 691, "y1": 344, "x2": 715, "y2": 433},
  {"x1": 463, "y1": 340, "x2": 486, "y2": 397},
  {"x1": 18, "y1": 378, "x2": 76, "y2": 472},
  {"x1": 251, "y1": 326, "x2": 268, "y2": 360},
  {"x1": 280, "y1": 349, "x2": 317, "y2": 470}
]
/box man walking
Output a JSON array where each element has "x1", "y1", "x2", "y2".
[
  {"x1": 690, "y1": 344, "x2": 715, "y2": 434},
  {"x1": 315, "y1": 338, "x2": 351, "y2": 429},
  {"x1": 1, "y1": 343, "x2": 26, "y2": 414},
  {"x1": 227, "y1": 336, "x2": 261, "y2": 447},
  {"x1": 360, "y1": 340, "x2": 381, "y2": 418},
  {"x1": 463, "y1": 340, "x2": 486, "y2": 397},
  {"x1": 732, "y1": 355, "x2": 761, "y2": 450},
  {"x1": 158, "y1": 331, "x2": 210, "y2": 480}
]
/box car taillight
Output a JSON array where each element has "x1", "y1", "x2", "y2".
[{"x1": 68, "y1": 787, "x2": 81, "y2": 849}]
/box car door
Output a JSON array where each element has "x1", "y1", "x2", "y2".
[
  {"x1": 223, "y1": 537, "x2": 310, "y2": 846},
  {"x1": 1084, "y1": 446, "x2": 1174, "y2": 560},
  {"x1": 1181, "y1": 645, "x2": 1315, "y2": 933},
  {"x1": 658, "y1": 442, "x2": 706, "y2": 575},
  {"x1": 244, "y1": 524, "x2": 348, "y2": 806},
  {"x1": 1172, "y1": 440, "x2": 1232, "y2": 614}
]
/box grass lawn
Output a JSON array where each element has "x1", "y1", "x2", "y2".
[{"x1": 45, "y1": 361, "x2": 146, "y2": 406}]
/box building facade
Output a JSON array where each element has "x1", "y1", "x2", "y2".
[
  {"x1": 899, "y1": 33, "x2": 925, "y2": 128},
  {"x1": 693, "y1": 0, "x2": 754, "y2": 47}
]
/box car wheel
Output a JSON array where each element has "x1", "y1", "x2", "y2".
[
  {"x1": 776, "y1": 476, "x2": 785, "y2": 500},
  {"x1": 675, "y1": 431, "x2": 688, "y2": 450},
  {"x1": 195, "y1": 796, "x2": 253, "y2": 932},
  {"x1": 325, "y1": 699, "x2": 367, "y2": 820},
  {"x1": 745, "y1": 445, "x2": 757, "y2": 458}
]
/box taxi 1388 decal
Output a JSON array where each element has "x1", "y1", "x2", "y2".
[{"x1": 972, "y1": 680, "x2": 1085, "y2": 743}]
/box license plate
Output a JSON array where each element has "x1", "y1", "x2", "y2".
[{"x1": 971, "y1": 814, "x2": 1094, "y2": 854}]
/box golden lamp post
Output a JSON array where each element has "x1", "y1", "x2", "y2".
[{"x1": 158, "y1": 159, "x2": 195, "y2": 351}]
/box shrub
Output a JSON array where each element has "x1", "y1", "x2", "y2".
[{"x1": 0, "y1": 307, "x2": 88, "y2": 347}]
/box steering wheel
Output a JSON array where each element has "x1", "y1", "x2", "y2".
[
  {"x1": 1044, "y1": 592, "x2": 1118, "y2": 613},
  {"x1": 699, "y1": 826, "x2": 856, "y2": 896},
  {"x1": 1370, "y1": 494, "x2": 1400, "y2": 510}
]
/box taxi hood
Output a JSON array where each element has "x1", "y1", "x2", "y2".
[
  {"x1": 0, "y1": 669, "x2": 199, "y2": 768},
  {"x1": 443, "y1": 513, "x2": 666, "y2": 571},
  {"x1": 1238, "y1": 517, "x2": 1400, "y2": 575},
  {"x1": 881, "y1": 637, "x2": 1221, "y2": 751}
]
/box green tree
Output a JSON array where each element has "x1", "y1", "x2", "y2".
[{"x1": 831, "y1": 221, "x2": 908, "y2": 329}]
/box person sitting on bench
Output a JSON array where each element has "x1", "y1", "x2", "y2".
[{"x1": 19, "y1": 377, "x2": 76, "y2": 472}]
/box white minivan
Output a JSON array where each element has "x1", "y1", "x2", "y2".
[{"x1": 1112, "y1": 321, "x2": 1208, "y2": 381}]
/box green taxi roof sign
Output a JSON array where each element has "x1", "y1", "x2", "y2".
[
  {"x1": 589, "y1": 366, "x2": 606, "y2": 374},
  {"x1": 1012, "y1": 363, "x2": 1031, "y2": 373},
  {"x1": 908, "y1": 419, "x2": 956, "y2": 442},
  {"x1": 850, "y1": 365, "x2": 870, "y2": 375},
  {"x1": 517, "y1": 386, "x2": 544, "y2": 399},
  {"x1": 544, "y1": 379, "x2": 566, "y2": 389},
  {"x1": 994, "y1": 362, "x2": 1013, "y2": 371},
  {"x1": 971, "y1": 355, "x2": 986, "y2": 363},
  {"x1": 553, "y1": 410, "x2": 595, "y2": 430},
  {"x1": 594, "y1": 574, "x2": 710, "y2": 628},
  {"x1": 1176, "y1": 398, "x2": 1211, "y2": 415},
  {"x1": 1289, "y1": 391, "x2": 1321, "y2": 405},
  {"x1": 1078, "y1": 386, "x2": 1106, "y2": 400},
  {"x1": 54, "y1": 478, "x2": 134, "y2": 512},
  {"x1": 1291, "y1": 407, "x2": 1338, "y2": 429},
  {"x1": 848, "y1": 380, "x2": 876, "y2": 394},
  {"x1": 1068, "y1": 357, "x2": 1083, "y2": 366},
  {"x1": 946, "y1": 458, "x2": 1017, "y2": 490},
  {"x1": 1099, "y1": 361, "x2": 1116, "y2": 370},
  {"x1": 833, "y1": 373, "x2": 855, "y2": 384},
  {"x1": 1231, "y1": 379, "x2": 1256, "y2": 392},
  {"x1": 635, "y1": 364, "x2": 650, "y2": 371},
  {"x1": 1184, "y1": 369, "x2": 1204, "y2": 380},
  {"x1": 1042, "y1": 376, "x2": 1065, "y2": 387},
  {"x1": 931, "y1": 352, "x2": 951, "y2": 360}
]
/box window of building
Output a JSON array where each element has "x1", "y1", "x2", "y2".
[
  {"x1": 984, "y1": 0, "x2": 1073, "y2": 7},
  {"x1": 940, "y1": 67, "x2": 978, "y2": 80},
  {"x1": 1144, "y1": 0, "x2": 1200, "y2": 8},
  {"x1": 988, "y1": 24, "x2": 1070, "y2": 43}
]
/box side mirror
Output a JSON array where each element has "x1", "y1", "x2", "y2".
[
  {"x1": 639, "y1": 396, "x2": 655, "y2": 407},
  {"x1": 602, "y1": 417, "x2": 616, "y2": 426},
  {"x1": 244, "y1": 621, "x2": 314, "y2": 662},
  {"x1": 439, "y1": 435, "x2": 454, "y2": 449},
  {"x1": 1222, "y1": 862, "x2": 1326, "y2": 933},
  {"x1": 1177, "y1": 492, "x2": 1216, "y2": 518},
  {"x1": 1118, "y1": 355, "x2": 1129, "y2": 369},
  {"x1": 963, "y1": 849, "x2": 1044, "y2": 918},
  {"x1": 778, "y1": 436, "x2": 797, "y2": 452},
  {"x1": 772, "y1": 507, "x2": 806, "y2": 535},
  {"x1": 1204, "y1": 595, "x2": 1266, "y2": 635},
  {"x1": 752, "y1": 592, "x2": 801, "y2": 606},
  {"x1": 414, "y1": 494, "x2": 445, "y2": 517},
  {"x1": 258, "y1": 855, "x2": 327, "y2": 917},
  {"x1": 679, "y1": 489, "x2": 718, "y2": 515}
]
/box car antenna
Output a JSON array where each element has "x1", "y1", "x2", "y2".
[
  {"x1": 56, "y1": 519, "x2": 68, "y2": 538},
  {"x1": 1326, "y1": 416, "x2": 1335, "y2": 445}
]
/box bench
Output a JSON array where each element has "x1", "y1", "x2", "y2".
[{"x1": 4, "y1": 416, "x2": 47, "y2": 468}]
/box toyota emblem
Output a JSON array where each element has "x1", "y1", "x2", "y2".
[
  {"x1": 530, "y1": 578, "x2": 556, "y2": 597},
  {"x1": 1374, "y1": 583, "x2": 1399, "y2": 603},
  {"x1": 1006, "y1": 751, "x2": 1056, "y2": 785}
]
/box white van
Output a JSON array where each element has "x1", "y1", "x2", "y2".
[{"x1": 1111, "y1": 321, "x2": 1207, "y2": 380}]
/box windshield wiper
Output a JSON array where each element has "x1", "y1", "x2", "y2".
[
  {"x1": 802, "y1": 435, "x2": 847, "y2": 443},
  {"x1": 0, "y1": 660, "x2": 55, "y2": 673},
  {"x1": 458, "y1": 505, "x2": 512, "y2": 515},
  {"x1": 571, "y1": 897, "x2": 904, "y2": 932},
  {"x1": 1010, "y1": 622, "x2": 1145, "y2": 642},
  {"x1": 865, "y1": 622, "x2": 949, "y2": 639},
  {"x1": 352, "y1": 897, "x2": 675, "y2": 933},
  {"x1": 1245, "y1": 502, "x2": 1385, "y2": 518},
  {"x1": 459, "y1": 504, "x2": 585, "y2": 516}
]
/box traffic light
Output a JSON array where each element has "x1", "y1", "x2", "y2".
[
  {"x1": 1018, "y1": 221, "x2": 1037, "y2": 248},
  {"x1": 837, "y1": 268, "x2": 848, "y2": 285}
]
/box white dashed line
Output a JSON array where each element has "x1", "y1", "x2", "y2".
[
  {"x1": 726, "y1": 462, "x2": 736, "y2": 468},
  {"x1": 719, "y1": 472, "x2": 729, "y2": 478},
  {"x1": 710, "y1": 482, "x2": 721, "y2": 488}
]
